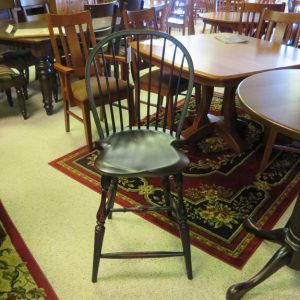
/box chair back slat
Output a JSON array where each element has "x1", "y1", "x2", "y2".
[
  {"x1": 257, "y1": 9, "x2": 300, "y2": 47},
  {"x1": 85, "y1": 30, "x2": 194, "y2": 141},
  {"x1": 123, "y1": 7, "x2": 158, "y2": 30},
  {"x1": 48, "y1": 11, "x2": 97, "y2": 78},
  {"x1": 239, "y1": 2, "x2": 285, "y2": 36}
]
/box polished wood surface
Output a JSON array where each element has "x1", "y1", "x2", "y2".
[
  {"x1": 155, "y1": 34, "x2": 300, "y2": 83},
  {"x1": 237, "y1": 69, "x2": 300, "y2": 170},
  {"x1": 137, "y1": 33, "x2": 300, "y2": 152},
  {"x1": 200, "y1": 11, "x2": 260, "y2": 32}
]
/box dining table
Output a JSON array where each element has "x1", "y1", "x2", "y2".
[
  {"x1": 237, "y1": 69, "x2": 300, "y2": 171},
  {"x1": 200, "y1": 11, "x2": 260, "y2": 33},
  {"x1": 0, "y1": 17, "x2": 114, "y2": 115},
  {"x1": 136, "y1": 33, "x2": 300, "y2": 153}
]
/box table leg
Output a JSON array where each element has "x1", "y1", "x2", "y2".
[
  {"x1": 182, "y1": 84, "x2": 215, "y2": 140},
  {"x1": 215, "y1": 85, "x2": 246, "y2": 153},
  {"x1": 226, "y1": 194, "x2": 300, "y2": 300},
  {"x1": 259, "y1": 127, "x2": 278, "y2": 172},
  {"x1": 36, "y1": 56, "x2": 54, "y2": 115}
]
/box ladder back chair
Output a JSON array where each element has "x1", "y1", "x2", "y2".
[
  {"x1": 122, "y1": 8, "x2": 189, "y2": 127},
  {"x1": 47, "y1": 11, "x2": 134, "y2": 151},
  {"x1": 238, "y1": 2, "x2": 286, "y2": 36},
  {"x1": 85, "y1": 29, "x2": 194, "y2": 282},
  {"x1": 83, "y1": 1, "x2": 118, "y2": 40},
  {"x1": 256, "y1": 9, "x2": 300, "y2": 47}
]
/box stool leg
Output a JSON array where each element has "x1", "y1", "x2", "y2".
[
  {"x1": 92, "y1": 176, "x2": 111, "y2": 283},
  {"x1": 173, "y1": 173, "x2": 193, "y2": 280},
  {"x1": 107, "y1": 178, "x2": 118, "y2": 220},
  {"x1": 162, "y1": 176, "x2": 172, "y2": 217}
]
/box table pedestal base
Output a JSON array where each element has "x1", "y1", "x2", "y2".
[
  {"x1": 226, "y1": 194, "x2": 300, "y2": 300},
  {"x1": 182, "y1": 85, "x2": 247, "y2": 153}
]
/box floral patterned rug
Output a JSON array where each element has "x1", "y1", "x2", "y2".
[
  {"x1": 0, "y1": 201, "x2": 58, "y2": 300},
  {"x1": 49, "y1": 95, "x2": 300, "y2": 269}
]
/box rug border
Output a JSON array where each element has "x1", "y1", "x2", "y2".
[{"x1": 0, "y1": 201, "x2": 59, "y2": 300}]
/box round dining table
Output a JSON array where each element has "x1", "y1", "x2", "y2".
[
  {"x1": 237, "y1": 69, "x2": 300, "y2": 171},
  {"x1": 227, "y1": 71, "x2": 300, "y2": 299}
]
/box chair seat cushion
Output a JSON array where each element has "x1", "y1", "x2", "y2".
[
  {"x1": 140, "y1": 69, "x2": 188, "y2": 93},
  {"x1": 0, "y1": 64, "x2": 20, "y2": 81},
  {"x1": 72, "y1": 76, "x2": 131, "y2": 102},
  {"x1": 94, "y1": 129, "x2": 189, "y2": 177}
]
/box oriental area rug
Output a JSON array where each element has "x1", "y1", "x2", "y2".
[
  {"x1": 49, "y1": 95, "x2": 300, "y2": 269},
  {"x1": 0, "y1": 201, "x2": 58, "y2": 300}
]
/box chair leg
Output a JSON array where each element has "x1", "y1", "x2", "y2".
[
  {"x1": 92, "y1": 175, "x2": 111, "y2": 283},
  {"x1": 16, "y1": 87, "x2": 27, "y2": 120},
  {"x1": 162, "y1": 176, "x2": 172, "y2": 217},
  {"x1": 63, "y1": 98, "x2": 70, "y2": 132},
  {"x1": 107, "y1": 177, "x2": 118, "y2": 220},
  {"x1": 81, "y1": 102, "x2": 93, "y2": 151},
  {"x1": 5, "y1": 89, "x2": 13, "y2": 107},
  {"x1": 173, "y1": 173, "x2": 193, "y2": 280}
]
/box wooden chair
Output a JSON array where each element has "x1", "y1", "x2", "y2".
[
  {"x1": 122, "y1": 8, "x2": 189, "y2": 126},
  {"x1": 238, "y1": 2, "x2": 286, "y2": 36},
  {"x1": 166, "y1": 0, "x2": 194, "y2": 35},
  {"x1": 256, "y1": 9, "x2": 300, "y2": 47},
  {"x1": 193, "y1": 0, "x2": 206, "y2": 22},
  {"x1": 218, "y1": 0, "x2": 243, "y2": 12},
  {"x1": 47, "y1": 11, "x2": 134, "y2": 151},
  {"x1": 84, "y1": 1, "x2": 118, "y2": 39},
  {"x1": 204, "y1": 0, "x2": 215, "y2": 12},
  {"x1": 19, "y1": 0, "x2": 49, "y2": 21},
  {"x1": 0, "y1": 64, "x2": 27, "y2": 119},
  {"x1": 85, "y1": 29, "x2": 194, "y2": 282}
]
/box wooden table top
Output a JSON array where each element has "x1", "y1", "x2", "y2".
[
  {"x1": 200, "y1": 12, "x2": 260, "y2": 25},
  {"x1": 138, "y1": 33, "x2": 300, "y2": 85},
  {"x1": 237, "y1": 69, "x2": 300, "y2": 136},
  {"x1": 0, "y1": 17, "x2": 113, "y2": 44}
]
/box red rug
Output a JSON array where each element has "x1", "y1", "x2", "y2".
[
  {"x1": 49, "y1": 96, "x2": 300, "y2": 269},
  {"x1": 0, "y1": 201, "x2": 59, "y2": 300}
]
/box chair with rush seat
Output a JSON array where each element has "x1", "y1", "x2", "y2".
[{"x1": 85, "y1": 29, "x2": 194, "y2": 282}]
